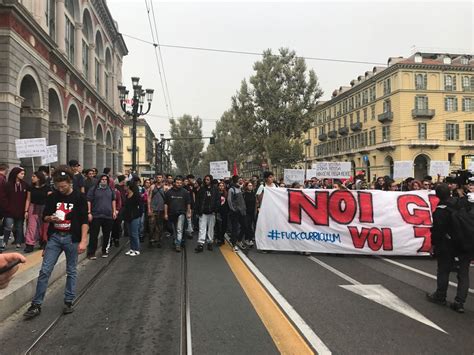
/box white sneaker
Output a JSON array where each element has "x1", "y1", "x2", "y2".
[
  {"x1": 129, "y1": 250, "x2": 140, "y2": 257},
  {"x1": 233, "y1": 245, "x2": 239, "y2": 252},
  {"x1": 125, "y1": 250, "x2": 133, "y2": 256},
  {"x1": 245, "y1": 240, "x2": 254, "y2": 246},
  {"x1": 134, "y1": 250, "x2": 140, "y2": 256}
]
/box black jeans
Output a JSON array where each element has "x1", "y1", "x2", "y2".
[
  {"x1": 435, "y1": 252, "x2": 471, "y2": 303},
  {"x1": 229, "y1": 211, "x2": 245, "y2": 245},
  {"x1": 88, "y1": 218, "x2": 114, "y2": 256},
  {"x1": 244, "y1": 213, "x2": 256, "y2": 241}
]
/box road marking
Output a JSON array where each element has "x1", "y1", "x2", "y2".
[
  {"x1": 378, "y1": 257, "x2": 474, "y2": 295},
  {"x1": 237, "y1": 250, "x2": 331, "y2": 354},
  {"x1": 308, "y1": 256, "x2": 447, "y2": 334},
  {"x1": 220, "y1": 243, "x2": 328, "y2": 354}
]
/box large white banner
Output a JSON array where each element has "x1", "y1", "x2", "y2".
[
  {"x1": 311, "y1": 162, "x2": 351, "y2": 178},
  {"x1": 210, "y1": 161, "x2": 228, "y2": 179},
  {"x1": 15, "y1": 138, "x2": 47, "y2": 158},
  {"x1": 255, "y1": 188, "x2": 437, "y2": 255}
]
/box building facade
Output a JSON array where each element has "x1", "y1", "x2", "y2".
[
  {"x1": 0, "y1": 0, "x2": 127, "y2": 174},
  {"x1": 306, "y1": 52, "x2": 474, "y2": 181},
  {"x1": 123, "y1": 118, "x2": 156, "y2": 176}
]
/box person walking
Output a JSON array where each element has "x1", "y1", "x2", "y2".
[
  {"x1": 215, "y1": 181, "x2": 229, "y2": 246},
  {"x1": 243, "y1": 181, "x2": 257, "y2": 247},
  {"x1": 228, "y1": 175, "x2": 247, "y2": 251},
  {"x1": 147, "y1": 174, "x2": 166, "y2": 248},
  {"x1": 194, "y1": 175, "x2": 220, "y2": 253},
  {"x1": 111, "y1": 175, "x2": 127, "y2": 244},
  {"x1": 86, "y1": 174, "x2": 117, "y2": 259},
  {"x1": 123, "y1": 181, "x2": 141, "y2": 256},
  {"x1": 24, "y1": 171, "x2": 51, "y2": 253},
  {"x1": 164, "y1": 176, "x2": 192, "y2": 252},
  {"x1": 2, "y1": 167, "x2": 29, "y2": 251},
  {"x1": 0, "y1": 164, "x2": 9, "y2": 252},
  {"x1": 68, "y1": 160, "x2": 85, "y2": 194},
  {"x1": 24, "y1": 167, "x2": 88, "y2": 319}
]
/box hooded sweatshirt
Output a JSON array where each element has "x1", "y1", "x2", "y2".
[{"x1": 4, "y1": 167, "x2": 28, "y2": 219}]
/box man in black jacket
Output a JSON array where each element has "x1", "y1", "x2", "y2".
[
  {"x1": 426, "y1": 183, "x2": 471, "y2": 313},
  {"x1": 24, "y1": 166, "x2": 89, "y2": 319},
  {"x1": 194, "y1": 175, "x2": 220, "y2": 252}
]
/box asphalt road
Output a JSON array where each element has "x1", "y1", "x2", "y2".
[{"x1": 1, "y1": 235, "x2": 473, "y2": 355}]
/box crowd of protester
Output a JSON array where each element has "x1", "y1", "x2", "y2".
[{"x1": 0, "y1": 159, "x2": 472, "y2": 317}]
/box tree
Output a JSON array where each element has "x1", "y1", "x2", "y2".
[
  {"x1": 169, "y1": 115, "x2": 203, "y2": 174},
  {"x1": 232, "y1": 48, "x2": 323, "y2": 168}
]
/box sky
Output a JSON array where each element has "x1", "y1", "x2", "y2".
[{"x1": 106, "y1": 0, "x2": 473, "y2": 140}]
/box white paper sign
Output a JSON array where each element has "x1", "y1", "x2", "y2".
[
  {"x1": 393, "y1": 161, "x2": 413, "y2": 179},
  {"x1": 15, "y1": 138, "x2": 47, "y2": 158},
  {"x1": 284, "y1": 169, "x2": 305, "y2": 185},
  {"x1": 429, "y1": 161, "x2": 450, "y2": 177},
  {"x1": 305, "y1": 169, "x2": 318, "y2": 180},
  {"x1": 41, "y1": 145, "x2": 58, "y2": 165},
  {"x1": 311, "y1": 162, "x2": 351, "y2": 178},
  {"x1": 255, "y1": 188, "x2": 434, "y2": 256},
  {"x1": 210, "y1": 161, "x2": 228, "y2": 179}
]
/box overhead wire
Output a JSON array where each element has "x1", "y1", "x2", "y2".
[
  {"x1": 144, "y1": 0, "x2": 171, "y2": 119},
  {"x1": 149, "y1": 0, "x2": 174, "y2": 118}
]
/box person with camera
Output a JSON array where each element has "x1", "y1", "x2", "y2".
[{"x1": 24, "y1": 166, "x2": 88, "y2": 319}]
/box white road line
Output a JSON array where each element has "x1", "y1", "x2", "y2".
[
  {"x1": 308, "y1": 256, "x2": 361, "y2": 285},
  {"x1": 236, "y1": 251, "x2": 332, "y2": 355},
  {"x1": 378, "y1": 257, "x2": 474, "y2": 295}
]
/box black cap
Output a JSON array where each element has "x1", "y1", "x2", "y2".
[
  {"x1": 68, "y1": 159, "x2": 80, "y2": 167},
  {"x1": 445, "y1": 176, "x2": 455, "y2": 184}
]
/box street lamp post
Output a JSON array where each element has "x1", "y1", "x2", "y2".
[{"x1": 118, "y1": 77, "x2": 154, "y2": 173}]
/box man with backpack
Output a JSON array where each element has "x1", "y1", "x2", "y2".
[
  {"x1": 426, "y1": 183, "x2": 472, "y2": 313},
  {"x1": 228, "y1": 175, "x2": 247, "y2": 251}
]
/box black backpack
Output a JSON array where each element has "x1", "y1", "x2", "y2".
[{"x1": 448, "y1": 206, "x2": 474, "y2": 254}]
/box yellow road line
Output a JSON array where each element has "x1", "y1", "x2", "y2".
[{"x1": 220, "y1": 243, "x2": 314, "y2": 355}]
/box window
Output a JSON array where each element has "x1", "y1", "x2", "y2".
[
  {"x1": 465, "y1": 123, "x2": 474, "y2": 140},
  {"x1": 371, "y1": 105, "x2": 375, "y2": 120},
  {"x1": 338, "y1": 118, "x2": 341, "y2": 129},
  {"x1": 445, "y1": 123, "x2": 459, "y2": 140},
  {"x1": 462, "y1": 76, "x2": 471, "y2": 91},
  {"x1": 349, "y1": 113, "x2": 353, "y2": 125},
  {"x1": 105, "y1": 72, "x2": 109, "y2": 100},
  {"x1": 82, "y1": 40, "x2": 89, "y2": 78},
  {"x1": 369, "y1": 86, "x2": 376, "y2": 102},
  {"x1": 415, "y1": 73, "x2": 427, "y2": 90},
  {"x1": 444, "y1": 97, "x2": 458, "y2": 111},
  {"x1": 65, "y1": 16, "x2": 74, "y2": 64},
  {"x1": 418, "y1": 123, "x2": 427, "y2": 140},
  {"x1": 444, "y1": 75, "x2": 456, "y2": 91},
  {"x1": 343, "y1": 116, "x2": 347, "y2": 127},
  {"x1": 463, "y1": 98, "x2": 473, "y2": 112},
  {"x1": 383, "y1": 78, "x2": 391, "y2": 95},
  {"x1": 46, "y1": 0, "x2": 56, "y2": 40},
  {"x1": 65, "y1": 0, "x2": 75, "y2": 16},
  {"x1": 382, "y1": 126, "x2": 390, "y2": 142},
  {"x1": 369, "y1": 129, "x2": 376, "y2": 145},
  {"x1": 362, "y1": 90, "x2": 368, "y2": 105},
  {"x1": 461, "y1": 57, "x2": 469, "y2": 65},
  {"x1": 356, "y1": 111, "x2": 360, "y2": 123},
  {"x1": 95, "y1": 59, "x2": 100, "y2": 89},
  {"x1": 415, "y1": 96, "x2": 428, "y2": 110},
  {"x1": 383, "y1": 99, "x2": 391, "y2": 113},
  {"x1": 363, "y1": 108, "x2": 367, "y2": 122}
]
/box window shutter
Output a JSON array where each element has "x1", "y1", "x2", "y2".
[
  {"x1": 456, "y1": 124, "x2": 460, "y2": 140},
  {"x1": 454, "y1": 98, "x2": 458, "y2": 111},
  {"x1": 471, "y1": 76, "x2": 474, "y2": 91},
  {"x1": 453, "y1": 76, "x2": 457, "y2": 91},
  {"x1": 445, "y1": 124, "x2": 449, "y2": 139},
  {"x1": 444, "y1": 98, "x2": 448, "y2": 111},
  {"x1": 462, "y1": 98, "x2": 466, "y2": 111},
  {"x1": 444, "y1": 75, "x2": 446, "y2": 89},
  {"x1": 423, "y1": 74, "x2": 427, "y2": 89},
  {"x1": 424, "y1": 96, "x2": 428, "y2": 109}
]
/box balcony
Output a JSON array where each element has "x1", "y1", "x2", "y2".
[
  {"x1": 377, "y1": 111, "x2": 393, "y2": 123},
  {"x1": 411, "y1": 109, "x2": 435, "y2": 119},
  {"x1": 460, "y1": 141, "x2": 474, "y2": 149},
  {"x1": 408, "y1": 139, "x2": 440, "y2": 148},
  {"x1": 338, "y1": 127, "x2": 349, "y2": 136},
  {"x1": 318, "y1": 133, "x2": 328, "y2": 141},
  {"x1": 328, "y1": 130, "x2": 338, "y2": 139},
  {"x1": 350, "y1": 122, "x2": 362, "y2": 132},
  {"x1": 376, "y1": 141, "x2": 396, "y2": 151}
]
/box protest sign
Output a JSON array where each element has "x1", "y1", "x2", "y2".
[
  {"x1": 305, "y1": 169, "x2": 318, "y2": 180},
  {"x1": 41, "y1": 145, "x2": 58, "y2": 165},
  {"x1": 210, "y1": 161, "x2": 228, "y2": 179},
  {"x1": 15, "y1": 138, "x2": 47, "y2": 158},
  {"x1": 255, "y1": 188, "x2": 436, "y2": 256},
  {"x1": 311, "y1": 162, "x2": 351, "y2": 179},
  {"x1": 393, "y1": 161, "x2": 413, "y2": 179},
  {"x1": 284, "y1": 169, "x2": 305, "y2": 185},
  {"x1": 429, "y1": 161, "x2": 450, "y2": 177}
]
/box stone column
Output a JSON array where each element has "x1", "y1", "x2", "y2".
[
  {"x1": 83, "y1": 138, "x2": 96, "y2": 169},
  {"x1": 106, "y1": 147, "x2": 113, "y2": 172},
  {"x1": 56, "y1": 0, "x2": 66, "y2": 54},
  {"x1": 118, "y1": 153, "x2": 124, "y2": 174},
  {"x1": 0, "y1": 92, "x2": 23, "y2": 166},
  {"x1": 75, "y1": 22, "x2": 83, "y2": 73},
  {"x1": 48, "y1": 122, "x2": 68, "y2": 165},
  {"x1": 88, "y1": 43, "x2": 95, "y2": 85},
  {"x1": 112, "y1": 150, "x2": 119, "y2": 176},
  {"x1": 99, "y1": 59, "x2": 105, "y2": 97},
  {"x1": 96, "y1": 143, "x2": 106, "y2": 173},
  {"x1": 67, "y1": 132, "x2": 84, "y2": 165}
]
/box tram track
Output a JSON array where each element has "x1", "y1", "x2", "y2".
[
  {"x1": 180, "y1": 246, "x2": 192, "y2": 355},
  {"x1": 23, "y1": 241, "x2": 128, "y2": 355}
]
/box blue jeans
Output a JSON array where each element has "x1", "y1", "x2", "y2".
[
  {"x1": 32, "y1": 233, "x2": 78, "y2": 305},
  {"x1": 170, "y1": 214, "x2": 185, "y2": 246},
  {"x1": 3, "y1": 217, "x2": 25, "y2": 245},
  {"x1": 127, "y1": 217, "x2": 140, "y2": 251}
]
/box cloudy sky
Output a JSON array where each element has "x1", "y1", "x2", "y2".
[{"x1": 107, "y1": 0, "x2": 473, "y2": 139}]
